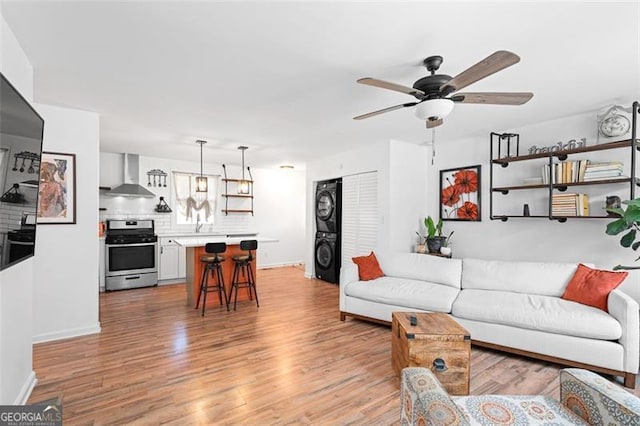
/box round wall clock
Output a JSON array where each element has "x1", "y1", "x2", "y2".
[{"x1": 599, "y1": 109, "x2": 631, "y2": 138}]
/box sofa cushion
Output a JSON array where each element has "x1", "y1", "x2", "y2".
[
  {"x1": 351, "y1": 251, "x2": 385, "y2": 281},
  {"x1": 344, "y1": 276, "x2": 460, "y2": 313},
  {"x1": 562, "y1": 264, "x2": 629, "y2": 312},
  {"x1": 454, "y1": 395, "x2": 588, "y2": 425},
  {"x1": 376, "y1": 251, "x2": 462, "y2": 290},
  {"x1": 462, "y1": 258, "x2": 582, "y2": 297},
  {"x1": 452, "y1": 289, "x2": 622, "y2": 340}
]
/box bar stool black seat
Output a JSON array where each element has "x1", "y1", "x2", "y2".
[
  {"x1": 229, "y1": 239, "x2": 259, "y2": 310},
  {"x1": 195, "y1": 242, "x2": 229, "y2": 316}
]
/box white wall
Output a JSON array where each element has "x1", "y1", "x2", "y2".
[
  {"x1": 99, "y1": 152, "x2": 306, "y2": 268},
  {"x1": 0, "y1": 12, "x2": 36, "y2": 405},
  {"x1": 427, "y1": 105, "x2": 640, "y2": 302},
  {"x1": 32, "y1": 104, "x2": 101, "y2": 342},
  {"x1": 305, "y1": 139, "x2": 428, "y2": 278},
  {"x1": 388, "y1": 139, "x2": 429, "y2": 252}
]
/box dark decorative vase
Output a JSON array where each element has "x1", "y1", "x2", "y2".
[{"x1": 426, "y1": 236, "x2": 447, "y2": 254}]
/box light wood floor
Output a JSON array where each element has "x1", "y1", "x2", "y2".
[{"x1": 28, "y1": 266, "x2": 639, "y2": 424}]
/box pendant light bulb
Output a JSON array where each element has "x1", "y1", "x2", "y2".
[
  {"x1": 196, "y1": 140, "x2": 208, "y2": 193},
  {"x1": 237, "y1": 146, "x2": 250, "y2": 194}
]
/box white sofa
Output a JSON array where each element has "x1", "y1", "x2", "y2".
[{"x1": 339, "y1": 251, "x2": 639, "y2": 387}]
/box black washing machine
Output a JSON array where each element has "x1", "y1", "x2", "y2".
[
  {"x1": 315, "y1": 232, "x2": 340, "y2": 284},
  {"x1": 316, "y1": 178, "x2": 342, "y2": 233}
]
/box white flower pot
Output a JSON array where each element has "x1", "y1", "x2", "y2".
[{"x1": 440, "y1": 246, "x2": 452, "y2": 256}]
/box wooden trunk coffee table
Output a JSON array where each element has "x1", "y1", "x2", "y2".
[{"x1": 391, "y1": 312, "x2": 470, "y2": 395}]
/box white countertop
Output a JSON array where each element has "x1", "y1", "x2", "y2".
[
  {"x1": 157, "y1": 231, "x2": 259, "y2": 238},
  {"x1": 173, "y1": 235, "x2": 278, "y2": 247}
]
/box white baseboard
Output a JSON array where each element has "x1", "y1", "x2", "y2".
[
  {"x1": 33, "y1": 323, "x2": 101, "y2": 344},
  {"x1": 14, "y1": 371, "x2": 37, "y2": 405},
  {"x1": 304, "y1": 272, "x2": 315, "y2": 279},
  {"x1": 158, "y1": 279, "x2": 185, "y2": 286}
]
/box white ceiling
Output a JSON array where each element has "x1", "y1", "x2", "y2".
[{"x1": 2, "y1": 1, "x2": 639, "y2": 169}]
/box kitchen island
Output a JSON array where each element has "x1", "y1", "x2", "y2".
[{"x1": 173, "y1": 235, "x2": 278, "y2": 308}]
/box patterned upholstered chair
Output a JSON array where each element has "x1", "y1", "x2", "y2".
[{"x1": 401, "y1": 367, "x2": 640, "y2": 425}]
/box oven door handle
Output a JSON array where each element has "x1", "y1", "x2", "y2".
[
  {"x1": 8, "y1": 240, "x2": 35, "y2": 246},
  {"x1": 106, "y1": 242, "x2": 157, "y2": 248}
]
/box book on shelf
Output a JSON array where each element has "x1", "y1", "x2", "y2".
[
  {"x1": 542, "y1": 160, "x2": 624, "y2": 184},
  {"x1": 551, "y1": 193, "x2": 589, "y2": 216}
]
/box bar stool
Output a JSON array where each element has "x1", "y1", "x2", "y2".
[
  {"x1": 229, "y1": 240, "x2": 259, "y2": 310},
  {"x1": 195, "y1": 242, "x2": 229, "y2": 316}
]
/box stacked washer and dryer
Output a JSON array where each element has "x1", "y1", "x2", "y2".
[{"x1": 314, "y1": 178, "x2": 342, "y2": 284}]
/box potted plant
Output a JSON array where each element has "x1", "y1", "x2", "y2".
[
  {"x1": 606, "y1": 198, "x2": 640, "y2": 270},
  {"x1": 425, "y1": 216, "x2": 446, "y2": 254},
  {"x1": 440, "y1": 231, "x2": 454, "y2": 256}
]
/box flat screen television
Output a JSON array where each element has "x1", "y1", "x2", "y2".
[{"x1": 0, "y1": 73, "x2": 45, "y2": 271}]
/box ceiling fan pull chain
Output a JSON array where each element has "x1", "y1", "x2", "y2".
[{"x1": 431, "y1": 128, "x2": 436, "y2": 164}]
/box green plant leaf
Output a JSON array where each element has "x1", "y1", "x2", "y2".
[
  {"x1": 623, "y1": 198, "x2": 640, "y2": 208},
  {"x1": 621, "y1": 229, "x2": 637, "y2": 248},
  {"x1": 632, "y1": 241, "x2": 640, "y2": 251},
  {"x1": 624, "y1": 205, "x2": 640, "y2": 225},
  {"x1": 425, "y1": 216, "x2": 436, "y2": 238},
  {"x1": 605, "y1": 207, "x2": 625, "y2": 216},
  {"x1": 606, "y1": 218, "x2": 631, "y2": 235}
]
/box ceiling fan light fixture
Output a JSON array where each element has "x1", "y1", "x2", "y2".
[{"x1": 414, "y1": 99, "x2": 454, "y2": 121}]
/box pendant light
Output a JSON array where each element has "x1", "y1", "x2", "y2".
[
  {"x1": 237, "y1": 146, "x2": 250, "y2": 194},
  {"x1": 195, "y1": 140, "x2": 207, "y2": 193}
]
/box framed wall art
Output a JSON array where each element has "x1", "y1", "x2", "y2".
[
  {"x1": 37, "y1": 151, "x2": 76, "y2": 224},
  {"x1": 440, "y1": 164, "x2": 481, "y2": 221}
]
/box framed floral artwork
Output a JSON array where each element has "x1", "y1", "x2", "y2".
[
  {"x1": 37, "y1": 152, "x2": 76, "y2": 224},
  {"x1": 440, "y1": 165, "x2": 481, "y2": 221}
]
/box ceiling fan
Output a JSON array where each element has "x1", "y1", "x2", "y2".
[{"x1": 354, "y1": 50, "x2": 533, "y2": 129}]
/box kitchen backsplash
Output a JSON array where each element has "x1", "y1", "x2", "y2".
[
  {"x1": 98, "y1": 211, "x2": 251, "y2": 235},
  {"x1": 0, "y1": 202, "x2": 36, "y2": 233}
]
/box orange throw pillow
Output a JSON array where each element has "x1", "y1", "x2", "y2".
[
  {"x1": 352, "y1": 252, "x2": 384, "y2": 281},
  {"x1": 562, "y1": 263, "x2": 629, "y2": 312}
]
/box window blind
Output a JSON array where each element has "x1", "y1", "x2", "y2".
[{"x1": 341, "y1": 171, "x2": 378, "y2": 266}]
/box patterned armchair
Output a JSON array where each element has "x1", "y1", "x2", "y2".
[{"x1": 401, "y1": 367, "x2": 640, "y2": 425}]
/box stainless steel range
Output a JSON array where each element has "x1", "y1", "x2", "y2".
[{"x1": 105, "y1": 219, "x2": 158, "y2": 291}]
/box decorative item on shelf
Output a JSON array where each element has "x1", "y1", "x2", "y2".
[
  {"x1": 605, "y1": 196, "x2": 622, "y2": 217},
  {"x1": 154, "y1": 196, "x2": 172, "y2": 213},
  {"x1": 237, "y1": 146, "x2": 251, "y2": 194},
  {"x1": 440, "y1": 165, "x2": 481, "y2": 221},
  {"x1": 440, "y1": 231, "x2": 454, "y2": 257},
  {"x1": 0, "y1": 183, "x2": 25, "y2": 203},
  {"x1": 415, "y1": 232, "x2": 426, "y2": 254},
  {"x1": 195, "y1": 140, "x2": 208, "y2": 193},
  {"x1": 495, "y1": 132, "x2": 519, "y2": 158},
  {"x1": 527, "y1": 138, "x2": 587, "y2": 155},
  {"x1": 146, "y1": 169, "x2": 167, "y2": 187},
  {"x1": 12, "y1": 151, "x2": 40, "y2": 173},
  {"x1": 523, "y1": 204, "x2": 531, "y2": 217},
  {"x1": 597, "y1": 104, "x2": 633, "y2": 145}
]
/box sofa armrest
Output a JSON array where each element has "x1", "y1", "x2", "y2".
[
  {"x1": 608, "y1": 289, "x2": 639, "y2": 374},
  {"x1": 400, "y1": 367, "x2": 470, "y2": 426},
  {"x1": 339, "y1": 262, "x2": 358, "y2": 312},
  {"x1": 560, "y1": 368, "x2": 640, "y2": 424}
]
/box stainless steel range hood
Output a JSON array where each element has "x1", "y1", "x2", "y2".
[{"x1": 106, "y1": 154, "x2": 155, "y2": 198}]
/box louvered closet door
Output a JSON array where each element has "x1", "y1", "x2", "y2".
[{"x1": 342, "y1": 171, "x2": 378, "y2": 267}]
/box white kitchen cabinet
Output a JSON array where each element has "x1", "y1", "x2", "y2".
[
  {"x1": 99, "y1": 238, "x2": 106, "y2": 291},
  {"x1": 159, "y1": 237, "x2": 186, "y2": 281}
]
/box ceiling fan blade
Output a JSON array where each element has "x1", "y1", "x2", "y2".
[
  {"x1": 426, "y1": 118, "x2": 444, "y2": 129},
  {"x1": 451, "y1": 92, "x2": 533, "y2": 105},
  {"x1": 440, "y1": 51, "x2": 521, "y2": 95},
  {"x1": 357, "y1": 77, "x2": 425, "y2": 98},
  {"x1": 353, "y1": 102, "x2": 418, "y2": 120}
]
